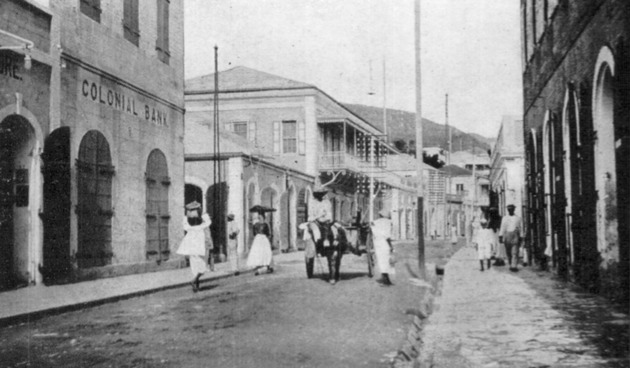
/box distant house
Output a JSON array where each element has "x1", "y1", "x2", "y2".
[{"x1": 488, "y1": 116, "x2": 524, "y2": 216}]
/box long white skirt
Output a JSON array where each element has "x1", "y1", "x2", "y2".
[
  {"x1": 189, "y1": 255, "x2": 208, "y2": 276},
  {"x1": 247, "y1": 235, "x2": 273, "y2": 268},
  {"x1": 374, "y1": 237, "x2": 395, "y2": 275}
]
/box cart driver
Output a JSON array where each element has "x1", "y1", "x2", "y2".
[{"x1": 308, "y1": 186, "x2": 338, "y2": 247}]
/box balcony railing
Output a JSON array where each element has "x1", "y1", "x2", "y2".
[{"x1": 319, "y1": 151, "x2": 361, "y2": 172}]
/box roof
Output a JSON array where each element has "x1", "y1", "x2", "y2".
[
  {"x1": 185, "y1": 66, "x2": 315, "y2": 93},
  {"x1": 440, "y1": 164, "x2": 473, "y2": 176}
]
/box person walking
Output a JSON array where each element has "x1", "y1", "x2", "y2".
[
  {"x1": 246, "y1": 207, "x2": 274, "y2": 275},
  {"x1": 176, "y1": 201, "x2": 211, "y2": 293},
  {"x1": 488, "y1": 207, "x2": 506, "y2": 266},
  {"x1": 499, "y1": 204, "x2": 523, "y2": 272},
  {"x1": 226, "y1": 213, "x2": 240, "y2": 276},
  {"x1": 473, "y1": 219, "x2": 496, "y2": 271},
  {"x1": 371, "y1": 209, "x2": 395, "y2": 286}
]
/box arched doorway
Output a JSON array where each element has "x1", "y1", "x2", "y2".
[
  {"x1": 260, "y1": 187, "x2": 277, "y2": 250},
  {"x1": 0, "y1": 115, "x2": 38, "y2": 289},
  {"x1": 184, "y1": 183, "x2": 202, "y2": 206},
  {"x1": 280, "y1": 190, "x2": 290, "y2": 252},
  {"x1": 562, "y1": 86, "x2": 581, "y2": 273},
  {"x1": 146, "y1": 149, "x2": 170, "y2": 263},
  {"x1": 41, "y1": 127, "x2": 72, "y2": 284},
  {"x1": 76, "y1": 130, "x2": 114, "y2": 269},
  {"x1": 542, "y1": 112, "x2": 555, "y2": 266},
  {"x1": 592, "y1": 47, "x2": 619, "y2": 269}
]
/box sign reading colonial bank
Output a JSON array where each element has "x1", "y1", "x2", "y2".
[{"x1": 80, "y1": 78, "x2": 169, "y2": 127}]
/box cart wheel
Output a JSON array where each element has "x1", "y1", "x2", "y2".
[
  {"x1": 366, "y1": 233, "x2": 375, "y2": 278},
  {"x1": 305, "y1": 257, "x2": 315, "y2": 278}
]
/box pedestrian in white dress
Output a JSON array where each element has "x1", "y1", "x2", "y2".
[
  {"x1": 176, "y1": 201, "x2": 211, "y2": 292},
  {"x1": 371, "y1": 209, "x2": 394, "y2": 286},
  {"x1": 473, "y1": 219, "x2": 496, "y2": 271},
  {"x1": 246, "y1": 210, "x2": 274, "y2": 275}
]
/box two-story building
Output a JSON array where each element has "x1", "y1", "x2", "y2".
[
  {"x1": 1, "y1": 0, "x2": 185, "y2": 290},
  {"x1": 520, "y1": 0, "x2": 628, "y2": 304},
  {"x1": 184, "y1": 66, "x2": 416, "y2": 255}
]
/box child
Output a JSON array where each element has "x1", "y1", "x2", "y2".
[{"x1": 473, "y1": 218, "x2": 496, "y2": 271}]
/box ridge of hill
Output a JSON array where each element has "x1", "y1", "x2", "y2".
[{"x1": 344, "y1": 103, "x2": 493, "y2": 152}]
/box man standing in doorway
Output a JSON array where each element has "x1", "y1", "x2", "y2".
[{"x1": 499, "y1": 204, "x2": 523, "y2": 272}]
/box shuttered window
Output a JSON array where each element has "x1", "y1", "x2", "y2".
[
  {"x1": 123, "y1": 0, "x2": 140, "y2": 46},
  {"x1": 156, "y1": 0, "x2": 170, "y2": 64},
  {"x1": 282, "y1": 120, "x2": 297, "y2": 153},
  {"x1": 146, "y1": 150, "x2": 170, "y2": 261},
  {"x1": 80, "y1": 0, "x2": 101, "y2": 23},
  {"x1": 273, "y1": 121, "x2": 281, "y2": 154},
  {"x1": 76, "y1": 131, "x2": 113, "y2": 268},
  {"x1": 298, "y1": 121, "x2": 305, "y2": 154}
]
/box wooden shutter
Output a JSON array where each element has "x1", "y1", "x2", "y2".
[
  {"x1": 224, "y1": 122, "x2": 233, "y2": 132},
  {"x1": 273, "y1": 121, "x2": 281, "y2": 154},
  {"x1": 249, "y1": 121, "x2": 257, "y2": 143},
  {"x1": 123, "y1": 0, "x2": 140, "y2": 46},
  {"x1": 156, "y1": 0, "x2": 170, "y2": 64},
  {"x1": 298, "y1": 120, "x2": 305, "y2": 155},
  {"x1": 80, "y1": 0, "x2": 101, "y2": 22}
]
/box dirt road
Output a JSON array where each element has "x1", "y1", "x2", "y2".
[{"x1": 0, "y1": 239, "x2": 460, "y2": 368}]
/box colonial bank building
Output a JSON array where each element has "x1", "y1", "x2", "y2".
[{"x1": 1, "y1": 0, "x2": 185, "y2": 291}]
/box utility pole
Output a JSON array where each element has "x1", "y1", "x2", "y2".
[
  {"x1": 444, "y1": 93, "x2": 449, "y2": 239},
  {"x1": 382, "y1": 58, "x2": 387, "y2": 139},
  {"x1": 414, "y1": 0, "x2": 426, "y2": 277}
]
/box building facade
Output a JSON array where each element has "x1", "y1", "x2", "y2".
[
  {"x1": 184, "y1": 67, "x2": 417, "y2": 255},
  {"x1": 1, "y1": 0, "x2": 185, "y2": 290},
  {"x1": 489, "y1": 116, "x2": 525, "y2": 216},
  {"x1": 521, "y1": 0, "x2": 629, "y2": 304}
]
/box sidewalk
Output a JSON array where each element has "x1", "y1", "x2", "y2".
[
  {"x1": 420, "y1": 246, "x2": 630, "y2": 368},
  {"x1": 0, "y1": 251, "x2": 304, "y2": 328}
]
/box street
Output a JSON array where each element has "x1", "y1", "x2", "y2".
[{"x1": 0, "y1": 240, "x2": 453, "y2": 368}]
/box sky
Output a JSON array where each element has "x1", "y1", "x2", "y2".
[{"x1": 184, "y1": 0, "x2": 523, "y2": 138}]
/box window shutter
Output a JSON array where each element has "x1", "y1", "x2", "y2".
[
  {"x1": 273, "y1": 121, "x2": 281, "y2": 154},
  {"x1": 224, "y1": 122, "x2": 233, "y2": 132},
  {"x1": 298, "y1": 120, "x2": 306, "y2": 155},
  {"x1": 249, "y1": 121, "x2": 257, "y2": 143}
]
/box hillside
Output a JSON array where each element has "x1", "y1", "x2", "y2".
[{"x1": 344, "y1": 103, "x2": 492, "y2": 152}]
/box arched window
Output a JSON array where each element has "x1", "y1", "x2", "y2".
[
  {"x1": 146, "y1": 149, "x2": 170, "y2": 262},
  {"x1": 77, "y1": 130, "x2": 114, "y2": 268}
]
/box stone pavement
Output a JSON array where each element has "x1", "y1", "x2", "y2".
[
  {"x1": 419, "y1": 246, "x2": 629, "y2": 368},
  {"x1": 0, "y1": 251, "x2": 304, "y2": 328}
]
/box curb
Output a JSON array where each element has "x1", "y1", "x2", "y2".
[
  {"x1": 391, "y1": 263, "x2": 441, "y2": 368},
  {"x1": 0, "y1": 268, "x2": 254, "y2": 329}
]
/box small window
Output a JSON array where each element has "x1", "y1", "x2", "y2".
[
  {"x1": 456, "y1": 184, "x2": 464, "y2": 193},
  {"x1": 282, "y1": 120, "x2": 297, "y2": 153},
  {"x1": 233, "y1": 122, "x2": 248, "y2": 139},
  {"x1": 123, "y1": 0, "x2": 140, "y2": 46},
  {"x1": 80, "y1": 0, "x2": 101, "y2": 23},
  {"x1": 465, "y1": 164, "x2": 473, "y2": 170}
]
